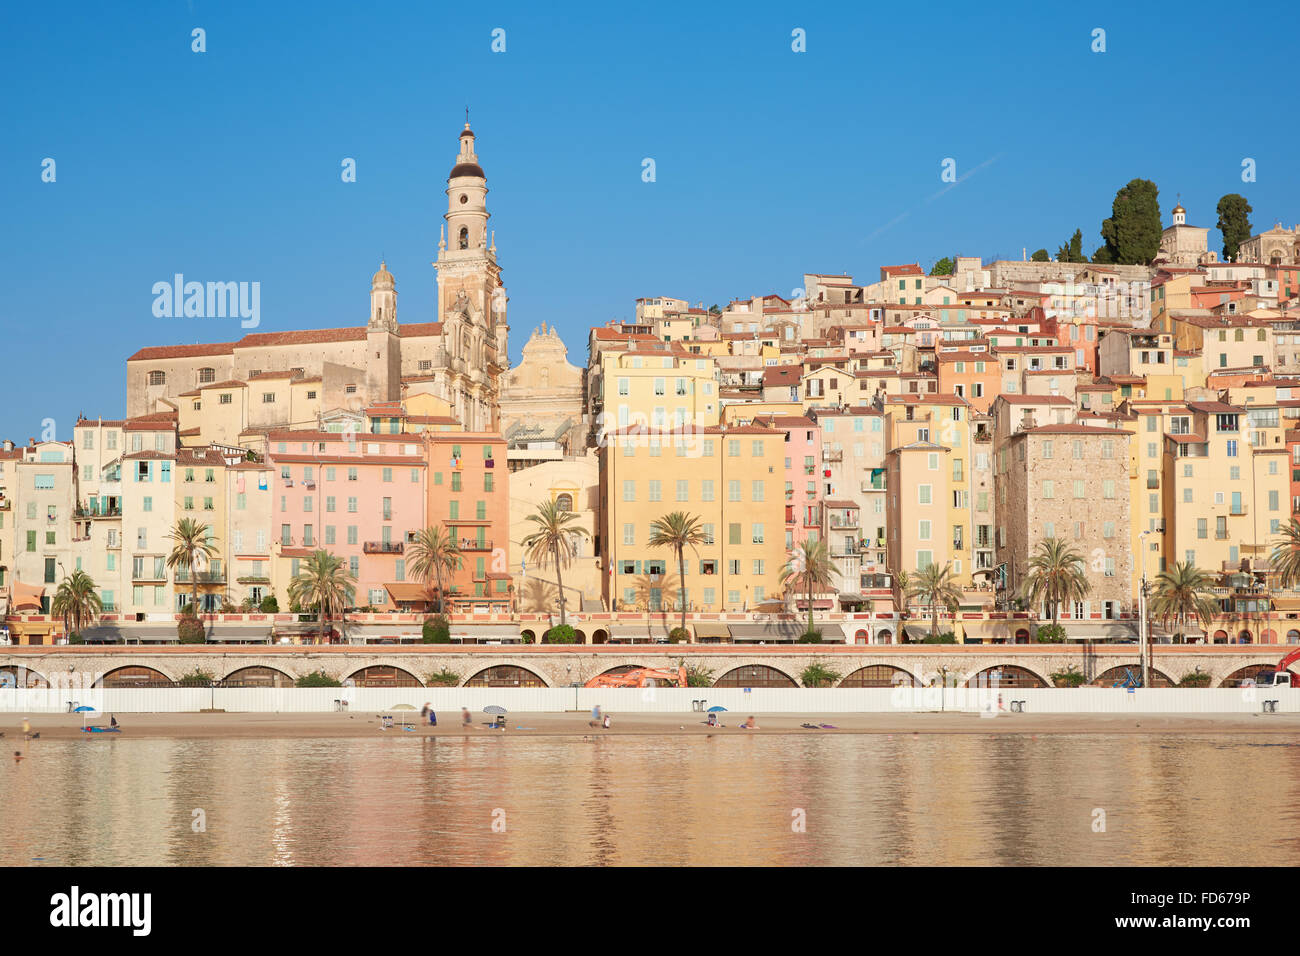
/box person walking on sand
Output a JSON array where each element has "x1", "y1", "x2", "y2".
[
  {"x1": 462, "y1": 707, "x2": 472, "y2": 729},
  {"x1": 428, "y1": 706, "x2": 437, "y2": 727},
  {"x1": 602, "y1": 713, "x2": 611, "y2": 730}
]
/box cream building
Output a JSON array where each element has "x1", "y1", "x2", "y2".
[
  {"x1": 1157, "y1": 202, "x2": 1214, "y2": 267},
  {"x1": 508, "y1": 452, "x2": 601, "y2": 612},
  {"x1": 500, "y1": 323, "x2": 586, "y2": 467}
]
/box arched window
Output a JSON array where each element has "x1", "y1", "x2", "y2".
[
  {"x1": 458, "y1": 227, "x2": 469, "y2": 250},
  {"x1": 555, "y1": 493, "x2": 573, "y2": 511},
  {"x1": 148, "y1": 371, "x2": 166, "y2": 386}
]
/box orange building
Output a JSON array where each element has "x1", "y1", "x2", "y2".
[
  {"x1": 936, "y1": 349, "x2": 1000, "y2": 413},
  {"x1": 423, "y1": 432, "x2": 511, "y2": 612}
]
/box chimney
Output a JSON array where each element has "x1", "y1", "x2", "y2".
[{"x1": 2, "y1": 440, "x2": 10, "y2": 451}]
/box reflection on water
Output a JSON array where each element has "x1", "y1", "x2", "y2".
[{"x1": 2, "y1": 735, "x2": 1299, "y2": 866}]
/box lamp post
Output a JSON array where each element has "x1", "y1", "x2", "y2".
[{"x1": 1138, "y1": 530, "x2": 1151, "y2": 688}]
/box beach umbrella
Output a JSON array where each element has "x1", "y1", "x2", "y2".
[
  {"x1": 75, "y1": 704, "x2": 96, "y2": 729},
  {"x1": 484, "y1": 705, "x2": 507, "y2": 715},
  {"x1": 707, "y1": 705, "x2": 728, "y2": 713},
  {"x1": 388, "y1": 703, "x2": 416, "y2": 728}
]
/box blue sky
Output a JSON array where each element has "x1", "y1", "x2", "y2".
[{"x1": 2, "y1": 0, "x2": 1296, "y2": 438}]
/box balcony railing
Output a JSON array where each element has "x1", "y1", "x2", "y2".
[
  {"x1": 1230, "y1": 505, "x2": 1249, "y2": 516},
  {"x1": 363, "y1": 541, "x2": 404, "y2": 554},
  {"x1": 822, "y1": 449, "x2": 843, "y2": 462},
  {"x1": 829, "y1": 516, "x2": 859, "y2": 529},
  {"x1": 1146, "y1": 477, "x2": 1159, "y2": 489},
  {"x1": 175, "y1": 570, "x2": 227, "y2": 584},
  {"x1": 457, "y1": 539, "x2": 493, "y2": 552}
]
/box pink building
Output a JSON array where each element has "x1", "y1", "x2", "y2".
[
  {"x1": 755, "y1": 415, "x2": 823, "y2": 551},
  {"x1": 266, "y1": 430, "x2": 428, "y2": 612}
]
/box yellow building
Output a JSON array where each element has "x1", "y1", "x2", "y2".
[
  {"x1": 600, "y1": 345, "x2": 719, "y2": 435},
  {"x1": 883, "y1": 394, "x2": 976, "y2": 587},
  {"x1": 600, "y1": 425, "x2": 786, "y2": 613},
  {"x1": 1162, "y1": 398, "x2": 1289, "y2": 583}
]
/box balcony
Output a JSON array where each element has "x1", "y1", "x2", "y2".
[
  {"x1": 1146, "y1": 476, "x2": 1159, "y2": 490},
  {"x1": 175, "y1": 570, "x2": 227, "y2": 584},
  {"x1": 363, "y1": 541, "x2": 404, "y2": 554},
  {"x1": 1230, "y1": 505, "x2": 1249, "y2": 516},
  {"x1": 822, "y1": 449, "x2": 843, "y2": 463},
  {"x1": 456, "y1": 538, "x2": 493, "y2": 552},
  {"x1": 828, "y1": 515, "x2": 859, "y2": 530},
  {"x1": 1215, "y1": 530, "x2": 1229, "y2": 540}
]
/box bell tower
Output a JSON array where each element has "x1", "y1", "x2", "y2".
[
  {"x1": 366, "y1": 261, "x2": 401, "y2": 403},
  {"x1": 433, "y1": 115, "x2": 509, "y2": 432}
]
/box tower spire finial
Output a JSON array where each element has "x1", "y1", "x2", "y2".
[{"x1": 465, "y1": 106, "x2": 470, "y2": 127}]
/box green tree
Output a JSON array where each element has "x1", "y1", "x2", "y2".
[
  {"x1": 165, "y1": 518, "x2": 218, "y2": 620},
  {"x1": 648, "y1": 511, "x2": 709, "y2": 635},
  {"x1": 1021, "y1": 538, "x2": 1091, "y2": 631},
  {"x1": 406, "y1": 524, "x2": 461, "y2": 615},
  {"x1": 1099, "y1": 178, "x2": 1162, "y2": 264},
  {"x1": 1151, "y1": 562, "x2": 1220, "y2": 644},
  {"x1": 1056, "y1": 229, "x2": 1086, "y2": 263},
  {"x1": 1270, "y1": 519, "x2": 1300, "y2": 589},
  {"x1": 1091, "y1": 244, "x2": 1115, "y2": 264},
  {"x1": 1030, "y1": 248, "x2": 1050, "y2": 262},
  {"x1": 906, "y1": 562, "x2": 963, "y2": 642},
  {"x1": 779, "y1": 537, "x2": 839, "y2": 637},
  {"x1": 521, "y1": 497, "x2": 589, "y2": 628},
  {"x1": 287, "y1": 550, "x2": 356, "y2": 644},
  {"x1": 1216, "y1": 193, "x2": 1253, "y2": 262},
  {"x1": 51, "y1": 569, "x2": 102, "y2": 638},
  {"x1": 931, "y1": 256, "x2": 955, "y2": 276}
]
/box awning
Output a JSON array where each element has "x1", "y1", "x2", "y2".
[
  {"x1": 729, "y1": 621, "x2": 803, "y2": 643},
  {"x1": 902, "y1": 624, "x2": 933, "y2": 642},
  {"x1": 81, "y1": 625, "x2": 123, "y2": 643},
  {"x1": 692, "y1": 622, "x2": 732, "y2": 639},
  {"x1": 817, "y1": 623, "x2": 848, "y2": 642},
  {"x1": 342, "y1": 623, "x2": 426, "y2": 642},
  {"x1": 1272, "y1": 597, "x2": 1300, "y2": 611},
  {"x1": 449, "y1": 624, "x2": 522, "y2": 643},
  {"x1": 1060, "y1": 621, "x2": 1138, "y2": 642},
  {"x1": 609, "y1": 623, "x2": 667, "y2": 641},
  {"x1": 385, "y1": 582, "x2": 434, "y2": 603},
  {"x1": 10, "y1": 581, "x2": 44, "y2": 611}
]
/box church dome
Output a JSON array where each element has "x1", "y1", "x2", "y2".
[
  {"x1": 450, "y1": 162, "x2": 485, "y2": 179},
  {"x1": 1173, "y1": 203, "x2": 1186, "y2": 216},
  {"x1": 460, "y1": 125, "x2": 474, "y2": 138},
  {"x1": 371, "y1": 261, "x2": 395, "y2": 289}
]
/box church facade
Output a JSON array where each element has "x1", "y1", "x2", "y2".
[{"x1": 126, "y1": 123, "x2": 509, "y2": 438}]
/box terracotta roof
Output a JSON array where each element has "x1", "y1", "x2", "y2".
[
  {"x1": 997, "y1": 394, "x2": 1074, "y2": 405},
  {"x1": 128, "y1": 342, "x2": 235, "y2": 362},
  {"x1": 198, "y1": 380, "x2": 247, "y2": 390}
]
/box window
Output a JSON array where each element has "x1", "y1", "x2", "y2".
[{"x1": 148, "y1": 371, "x2": 166, "y2": 386}]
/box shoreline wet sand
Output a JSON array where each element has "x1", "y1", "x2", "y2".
[{"x1": 3, "y1": 710, "x2": 1300, "y2": 739}]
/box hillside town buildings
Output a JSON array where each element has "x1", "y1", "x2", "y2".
[{"x1": 6, "y1": 142, "x2": 1300, "y2": 649}]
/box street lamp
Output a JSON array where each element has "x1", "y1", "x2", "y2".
[{"x1": 1138, "y1": 530, "x2": 1151, "y2": 688}]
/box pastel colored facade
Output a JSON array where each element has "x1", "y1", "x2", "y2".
[
  {"x1": 266, "y1": 432, "x2": 429, "y2": 614},
  {"x1": 599, "y1": 426, "x2": 787, "y2": 614},
  {"x1": 1161, "y1": 400, "x2": 1288, "y2": 583},
  {"x1": 71, "y1": 419, "x2": 127, "y2": 614},
  {"x1": 173, "y1": 448, "x2": 231, "y2": 611},
  {"x1": 226, "y1": 461, "x2": 275, "y2": 609},
  {"x1": 424, "y1": 432, "x2": 510, "y2": 611},
  {"x1": 936, "y1": 350, "x2": 999, "y2": 413},
  {"x1": 121, "y1": 417, "x2": 180, "y2": 620},
  {"x1": 508, "y1": 453, "x2": 601, "y2": 613},
  {"x1": 810, "y1": 408, "x2": 890, "y2": 598},
  {"x1": 598, "y1": 347, "x2": 719, "y2": 437},
  {"x1": 12, "y1": 442, "x2": 78, "y2": 609},
  {"x1": 995, "y1": 426, "x2": 1135, "y2": 621}
]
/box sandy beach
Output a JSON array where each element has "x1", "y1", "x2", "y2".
[{"x1": 3, "y1": 710, "x2": 1299, "y2": 739}]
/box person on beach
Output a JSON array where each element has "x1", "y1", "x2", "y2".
[
  {"x1": 741, "y1": 716, "x2": 759, "y2": 730},
  {"x1": 462, "y1": 707, "x2": 472, "y2": 729},
  {"x1": 428, "y1": 708, "x2": 437, "y2": 727},
  {"x1": 421, "y1": 703, "x2": 429, "y2": 719},
  {"x1": 110, "y1": 715, "x2": 118, "y2": 729},
  {"x1": 589, "y1": 704, "x2": 603, "y2": 729},
  {"x1": 602, "y1": 714, "x2": 611, "y2": 729}
]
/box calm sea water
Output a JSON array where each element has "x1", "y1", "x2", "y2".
[{"x1": 2, "y1": 734, "x2": 1297, "y2": 866}]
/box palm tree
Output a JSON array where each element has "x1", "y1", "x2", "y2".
[
  {"x1": 906, "y1": 561, "x2": 964, "y2": 642},
  {"x1": 165, "y1": 518, "x2": 218, "y2": 617},
  {"x1": 631, "y1": 572, "x2": 680, "y2": 615},
  {"x1": 406, "y1": 524, "x2": 461, "y2": 615},
  {"x1": 521, "y1": 497, "x2": 589, "y2": 628},
  {"x1": 779, "y1": 537, "x2": 839, "y2": 637},
  {"x1": 1021, "y1": 538, "x2": 1090, "y2": 633},
  {"x1": 51, "y1": 570, "x2": 102, "y2": 639},
  {"x1": 288, "y1": 550, "x2": 356, "y2": 644},
  {"x1": 1270, "y1": 518, "x2": 1300, "y2": 589},
  {"x1": 1151, "y1": 561, "x2": 1221, "y2": 644},
  {"x1": 648, "y1": 511, "x2": 709, "y2": 635}
]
